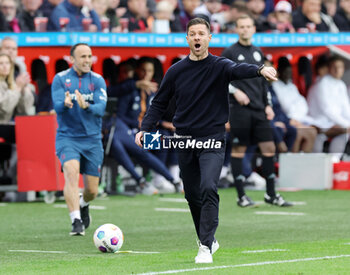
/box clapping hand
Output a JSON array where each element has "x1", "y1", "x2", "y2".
[
  {"x1": 64, "y1": 91, "x2": 73, "y2": 108},
  {"x1": 75, "y1": 89, "x2": 89, "y2": 109}
]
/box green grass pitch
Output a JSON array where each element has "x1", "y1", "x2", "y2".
[{"x1": 1, "y1": 189, "x2": 350, "y2": 274}]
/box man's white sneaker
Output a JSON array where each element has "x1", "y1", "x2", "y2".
[
  {"x1": 211, "y1": 239, "x2": 219, "y2": 255},
  {"x1": 195, "y1": 243, "x2": 213, "y2": 264}
]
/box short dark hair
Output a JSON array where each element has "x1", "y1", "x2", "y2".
[
  {"x1": 136, "y1": 56, "x2": 154, "y2": 68},
  {"x1": 186, "y1": 18, "x2": 210, "y2": 34},
  {"x1": 70, "y1": 43, "x2": 90, "y2": 57},
  {"x1": 328, "y1": 55, "x2": 344, "y2": 66},
  {"x1": 236, "y1": 14, "x2": 255, "y2": 26}
]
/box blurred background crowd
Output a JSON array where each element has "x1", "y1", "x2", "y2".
[{"x1": 0, "y1": 0, "x2": 349, "y2": 34}]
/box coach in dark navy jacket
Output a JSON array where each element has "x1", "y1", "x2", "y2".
[{"x1": 135, "y1": 18, "x2": 277, "y2": 264}]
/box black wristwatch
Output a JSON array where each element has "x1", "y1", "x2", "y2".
[{"x1": 257, "y1": 64, "x2": 265, "y2": 76}]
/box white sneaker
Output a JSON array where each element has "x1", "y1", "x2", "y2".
[
  {"x1": 246, "y1": 172, "x2": 266, "y2": 188},
  {"x1": 211, "y1": 239, "x2": 219, "y2": 255},
  {"x1": 153, "y1": 179, "x2": 176, "y2": 194},
  {"x1": 195, "y1": 243, "x2": 213, "y2": 264},
  {"x1": 141, "y1": 183, "x2": 159, "y2": 195}
]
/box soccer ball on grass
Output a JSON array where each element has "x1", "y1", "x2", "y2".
[{"x1": 93, "y1": 223, "x2": 124, "y2": 253}]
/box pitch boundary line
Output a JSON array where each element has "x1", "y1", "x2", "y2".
[
  {"x1": 115, "y1": 251, "x2": 161, "y2": 254},
  {"x1": 158, "y1": 198, "x2": 187, "y2": 203},
  {"x1": 155, "y1": 208, "x2": 190, "y2": 213},
  {"x1": 255, "y1": 211, "x2": 305, "y2": 216},
  {"x1": 136, "y1": 254, "x2": 350, "y2": 275},
  {"x1": 242, "y1": 249, "x2": 288, "y2": 253}
]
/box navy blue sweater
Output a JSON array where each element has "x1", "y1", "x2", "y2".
[{"x1": 141, "y1": 53, "x2": 260, "y2": 137}]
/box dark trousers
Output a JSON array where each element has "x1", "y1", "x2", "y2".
[{"x1": 177, "y1": 132, "x2": 225, "y2": 249}]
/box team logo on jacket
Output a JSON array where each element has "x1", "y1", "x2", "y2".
[
  {"x1": 65, "y1": 79, "x2": 71, "y2": 87},
  {"x1": 253, "y1": 51, "x2": 262, "y2": 62},
  {"x1": 238, "y1": 54, "x2": 245, "y2": 61},
  {"x1": 89, "y1": 83, "x2": 95, "y2": 91}
]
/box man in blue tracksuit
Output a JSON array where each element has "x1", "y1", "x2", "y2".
[{"x1": 52, "y1": 43, "x2": 107, "y2": 236}]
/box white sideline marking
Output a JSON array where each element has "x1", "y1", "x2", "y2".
[
  {"x1": 115, "y1": 251, "x2": 161, "y2": 254},
  {"x1": 242, "y1": 249, "x2": 288, "y2": 253},
  {"x1": 255, "y1": 211, "x2": 305, "y2": 216},
  {"x1": 290, "y1": 201, "x2": 307, "y2": 206},
  {"x1": 255, "y1": 201, "x2": 307, "y2": 206},
  {"x1": 9, "y1": 250, "x2": 67, "y2": 254},
  {"x1": 0, "y1": 203, "x2": 7, "y2": 206},
  {"x1": 158, "y1": 198, "x2": 187, "y2": 203},
  {"x1": 155, "y1": 208, "x2": 190, "y2": 213},
  {"x1": 136, "y1": 254, "x2": 350, "y2": 275},
  {"x1": 53, "y1": 204, "x2": 106, "y2": 210}
]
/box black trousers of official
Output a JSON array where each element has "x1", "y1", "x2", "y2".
[{"x1": 177, "y1": 133, "x2": 225, "y2": 250}]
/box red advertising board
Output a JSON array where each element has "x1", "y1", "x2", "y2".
[
  {"x1": 333, "y1": 162, "x2": 350, "y2": 190},
  {"x1": 15, "y1": 115, "x2": 83, "y2": 192}
]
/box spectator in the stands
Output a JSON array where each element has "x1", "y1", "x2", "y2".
[
  {"x1": 107, "y1": 58, "x2": 179, "y2": 195},
  {"x1": 121, "y1": 0, "x2": 150, "y2": 32},
  {"x1": 307, "y1": 56, "x2": 350, "y2": 160},
  {"x1": 48, "y1": 0, "x2": 101, "y2": 31},
  {"x1": 176, "y1": 0, "x2": 201, "y2": 31},
  {"x1": 246, "y1": 0, "x2": 276, "y2": 32},
  {"x1": 272, "y1": 57, "x2": 317, "y2": 152},
  {"x1": 0, "y1": 8, "x2": 9, "y2": 31},
  {"x1": 292, "y1": 0, "x2": 338, "y2": 32},
  {"x1": 0, "y1": 53, "x2": 35, "y2": 123},
  {"x1": 194, "y1": 0, "x2": 222, "y2": 23},
  {"x1": 211, "y1": 0, "x2": 248, "y2": 33},
  {"x1": 92, "y1": 0, "x2": 121, "y2": 31},
  {"x1": 119, "y1": 0, "x2": 156, "y2": 15},
  {"x1": 313, "y1": 54, "x2": 329, "y2": 82},
  {"x1": 0, "y1": 37, "x2": 27, "y2": 79},
  {"x1": 0, "y1": 0, "x2": 21, "y2": 32},
  {"x1": 17, "y1": 0, "x2": 44, "y2": 32},
  {"x1": 333, "y1": 0, "x2": 350, "y2": 31},
  {"x1": 0, "y1": 37, "x2": 36, "y2": 115},
  {"x1": 323, "y1": 0, "x2": 337, "y2": 17},
  {"x1": 39, "y1": 0, "x2": 63, "y2": 18},
  {"x1": 267, "y1": 0, "x2": 295, "y2": 32},
  {"x1": 105, "y1": 0, "x2": 122, "y2": 32},
  {"x1": 153, "y1": 0, "x2": 182, "y2": 33}
]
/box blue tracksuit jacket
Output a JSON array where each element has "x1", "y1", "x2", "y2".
[{"x1": 52, "y1": 68, "x2": 107, "y2": 138}]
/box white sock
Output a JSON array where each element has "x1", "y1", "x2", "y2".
[
  {"x1": 220, "y1": 166, "x2": 228, "y2": 179},
  {"x1": 80, "y1": 196, "x2": 89, "y2": 207},
  {"x1": 169, "y1": 165, "x2": 180, "y2": 182},
  {"x1": 70, "y1": 210, "x2": 81, "y2": 223}
]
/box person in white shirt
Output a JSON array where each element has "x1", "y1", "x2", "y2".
[
  {"x1": 272, "y1": 57, "x2": 317, "y2": 152},
  {"x1": 307, "y1": 55, "x2": 350, "y2": 159}
]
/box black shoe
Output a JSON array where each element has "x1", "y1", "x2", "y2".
[
  {"x1": 237, "y1": 195, "x2": 256, "y2": 207},
  {"x1": 80, "y1": 205, "x2": 91, "y2": 229},
  {"x1": 70, "y1": 219, "x2": 85, "y2": 236},
  {"x1": 264, "y1": 193, "x2": 293, "y2": 207}
]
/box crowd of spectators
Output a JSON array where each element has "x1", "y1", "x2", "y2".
[{"x1": 0, "y1": 0, "x2": 349, "y2": 33}]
